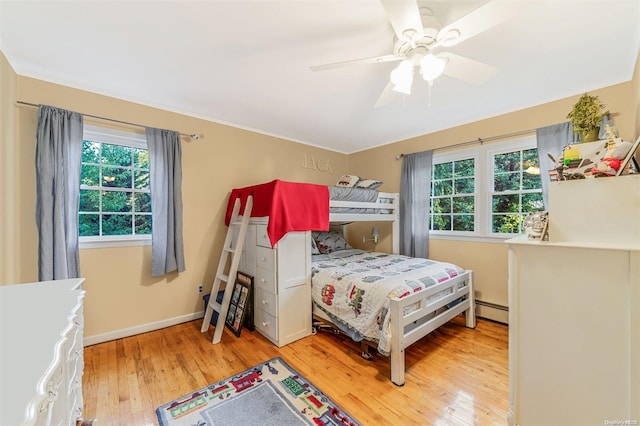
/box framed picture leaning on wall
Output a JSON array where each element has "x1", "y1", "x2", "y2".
[{"x1": 225, "y1": 271, "x2": 253, "y2": 337}]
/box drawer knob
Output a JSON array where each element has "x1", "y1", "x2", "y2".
[
  {"x1": 261, "y1": 300, "x2": 267, "y2": 305},
  {"x1": 262, "y1": 322, "x2": 268, "y2": 327}
]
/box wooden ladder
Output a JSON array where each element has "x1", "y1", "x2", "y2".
[{"x1": 200, "y1": 195, "x2": 253, "y2": 344}]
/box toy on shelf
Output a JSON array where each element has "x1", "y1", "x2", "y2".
[{"x1": 590, "y1": 140, "x2": 633, "y2": 177}]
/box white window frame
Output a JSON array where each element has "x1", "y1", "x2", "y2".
[
  {"x1": 429, "y1": 149, "x2": 479, "y2": 238},
  {"x1": 79, "y1": 124, "x2": 152, "y2": 249},
  {"x1": 485, "y1": 135, "x2": 542, "y2": 238},
  {"x1": 430, "y1": 135, "x2": 539, "y2": 243}
]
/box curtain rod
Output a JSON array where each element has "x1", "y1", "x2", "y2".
[
  {"x1": 396, "y1": 128, "x2": 536, "y2": 160},
  {"x1": 16, "y1": 101, "x2": 200, "y2": 140}
]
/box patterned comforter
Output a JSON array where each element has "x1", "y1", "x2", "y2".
[{"x1": 311, "y1": 249, "x2": 464, "y2": 355}]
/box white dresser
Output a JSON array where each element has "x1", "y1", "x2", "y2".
[
  {"x1": 507, "y1": 175, "x2": 640, "y2": 425},
  {"x1": 239, "y1": 219, "x2": 312, "y2": 347},
  {"x1": 0, "y1": 278, "x2": 85, "y2": 426}
]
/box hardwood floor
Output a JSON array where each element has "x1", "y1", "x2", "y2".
[{"x1": 82, "y1": 316, "x2": 508, "y2": 425}]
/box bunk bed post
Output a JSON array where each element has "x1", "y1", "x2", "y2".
[
  {"x1": 465, "y1": 272, "x2": 477, "y2": 329},
  {"x1": 389, "y1": 300, "x2": 405, "y2": 386},
  {"x1": 391, "y1": 218, "x2": 399, "y2": 254}
]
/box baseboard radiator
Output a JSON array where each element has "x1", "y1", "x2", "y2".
[{"x1": 475, "y1": 299, "x2": 508, "y2": 324}]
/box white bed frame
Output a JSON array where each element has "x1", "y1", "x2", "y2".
[
  {"x1": 329, "y1": 191, "x2": 400, "y2": 254},
  {"x1": 318, "y1": 191, "x2": 476, "y2": 386}
]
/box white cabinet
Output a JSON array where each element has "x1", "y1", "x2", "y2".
[
  {"x1": 507, "y1": 175, "x2": 640, "y2": 425},
  {"x1": 0, "y1": 278, "x2": 85, "y2": 426},
  {"x1": 241, "y1": 219, "x2": 312, "y2": 347}
]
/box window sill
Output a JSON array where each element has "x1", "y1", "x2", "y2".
[
  {"x1": 429, "y1": 233, "x2": 515, "y2": 244},
  {"x1": 80, "y1": 237, "x2": 151, "y2": 249}
]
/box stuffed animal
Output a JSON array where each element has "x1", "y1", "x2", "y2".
[{"x1": 591, "y1": 140, "x2": 632, "y2": 176}]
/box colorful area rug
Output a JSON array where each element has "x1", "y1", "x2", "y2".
[{"x1": 156, "y1": 357, "x2": 360, "y2": 426}]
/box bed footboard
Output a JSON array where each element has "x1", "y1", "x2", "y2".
[{"x1": 389, "y1": 270, "x2": 475, "y2": 386}]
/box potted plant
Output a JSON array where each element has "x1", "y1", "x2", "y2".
[{"x1": 566, "y1": 93, "x2": 607, "y2": 142}]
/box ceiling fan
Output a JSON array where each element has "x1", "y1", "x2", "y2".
[{"x1": 311, "y1": 0, "x2": 524, "y2": 107}]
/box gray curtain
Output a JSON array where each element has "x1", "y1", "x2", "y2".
[
  {"x1": 536, "y1": 122, "x2": 573, "y2": 210},
  {"x1": 35, "y1": 105, "x2": 83, "y2": 280},
  {"x1": 146, "y1": 127, "x2": 185, "y2": 276},
  {"x1": 399, "y1": 150, "x2": 433, "y2": 258}
]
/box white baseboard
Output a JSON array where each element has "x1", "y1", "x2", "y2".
[{"x1": 83, "y1": 311, "x2": 204, "y2": 346}]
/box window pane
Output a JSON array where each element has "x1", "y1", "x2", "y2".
[
  {"x1": 102, "y1": 214, "x2": 132, "y2": 236},
  {"x1": 492, "y1": 213, "x2": 523, "y2": 233},
  {"x1": 454, "y1": 159, "x2": 474, "y2": 177},
  {"x1": 431, "y1": 197, "x2": 451, "y2": 214},
  {"x1": 492, "y1": 194, "x2": 520, "y2": 213},
  {"x1": 82, "y1": 141, "x2": 100, "y2": 164},
  {"x1": 454, "y1": 177, "x2": 474, "y2": 194},
  {"x1": 431, "y1": 214, "x2": 451, "y2": 231},
  {"x1": 134, "y1": 148, "x2": 149, "y2": 169},
  {"x1": 522, "y1": 192, "x2": 544, "y2": 212},
  {"x1": 494, "y1": 152, "x2": 521, "y2": 173},
  {"x1": 494, "y1": 172, "x2": 520, "y2": 192},
  {"x1": 102, "y1": 166, "x2": 132, "y2": 189},
  {"x1": 433, "y1": 162, "x2": 453, "y2": 179},
  {"x1": 79, "y1": 214, "x2": 99, "y2": 236},
  {"x1": 522, "y1": 171, "x2": 542, "y2": 190},
  {"x1": 102, "y1": 144, "x2": 132, "y2": 167},
  {"x1": 522, "y1": 148, "x2": 538, "y2": 165},
  {"x1": 433, "y1": 180, "x2": 453, "y2": 196},
  {"x1": 134, "y1": 170, "x2": 150, "y2": 190},
  {"x1": 453, "y1": 215, "x2": 474, "y2": 231},
  {"x1": 135, "y1": 215, "x2": 152, "y2": 234},
  {"x1": 80, "y1": 189, "x2": 100, "y2": 212},
  {"x1": 81, "y1": 164, "x2": 100, "y2": 186},
  {"x1": 102, "y1": 191, "x2": 132, "y2": 213},
  {"x1": 134, "y1": 192, "x2": 151, "y2": 212},
  {"x1": 453, "y1": 196, "x2": 474, "y2": 213}
]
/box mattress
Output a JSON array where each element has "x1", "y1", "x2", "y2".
[
  {"x1": 311, "y1": 249, "x2": 465, "y2": 355},
  {"x1": 329, "y1": 186, "x2": 391, "y2": 213}
]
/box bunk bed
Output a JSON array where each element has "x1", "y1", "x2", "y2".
[{"x1": 226, "y1": 179, "x2": 476, "y2": 386}]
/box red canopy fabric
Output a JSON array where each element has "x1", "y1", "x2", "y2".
[{"x1": 225, "y1": 180, "x2": 330, "y2": 247}]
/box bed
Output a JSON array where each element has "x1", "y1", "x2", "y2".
[
  {"x1": 226, "y1": 179, "x2": 475, "y2": 386},
  {"x1": 310, "y1": 239, "x2": 474, "y2": 386}
]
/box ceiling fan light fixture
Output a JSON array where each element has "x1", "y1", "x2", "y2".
[
  {"x1": 420, "y1": 54, "x2": 446, "y2": 82},
  {"x1": 390, "y1": 60, "x2": 414, "y2": 94}
]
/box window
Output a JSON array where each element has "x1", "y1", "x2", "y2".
[
  {"x1": 430, "y1": 158, "x2": 476, "y2": 232},
  {"x1": 429, "y1": 136, "x2": 542, "y2": 240},
  {"x1": 490, "y1": 147, "x2": 543, "y2": 234},
  {"x1": 79, "y1": 125, "x2": 151, "y2": 247}
]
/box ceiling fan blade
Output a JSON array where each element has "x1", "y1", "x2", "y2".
[
  {"x1": 437, "y1": 0, "x2": 526, "y2": 47},
  {"x1": 310, "y1": 54, "x2": 400, "y2": 72},
  {"x1": 438, "y1": 52, "x2": 499, "y2": 85},
  {"x1": 374, "y1": 80, "x2": 397, "y2": 108},
  {"x1": 380, "y1": 0, "x2": 424, "y2": 43}
]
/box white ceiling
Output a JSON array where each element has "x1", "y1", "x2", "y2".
[{"x1": 1, "y1": 0, "x2": 639, "y2": 154}]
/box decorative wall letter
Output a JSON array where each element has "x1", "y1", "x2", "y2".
[{"x1": 301, "y1": 154, "x2": 334, "y2": 174}]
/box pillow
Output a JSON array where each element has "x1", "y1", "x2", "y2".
[
  {"x1": 355, "y1": 179, "x2": 383, "y2": 190},
  {"x1": 312, "y1": 231, "x2": 351, "y2": 254},
  {"x1": 310, "y1": 237, "x2": 321, "y2": 255},
  {"x1": 336, "y1": 174, "x2": 360, "y2": 188}
]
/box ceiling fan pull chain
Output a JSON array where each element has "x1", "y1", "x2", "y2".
[{"x1": 427, "y1": 80, "x2": 433, "y2": 107}]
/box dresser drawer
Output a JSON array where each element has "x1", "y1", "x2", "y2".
[
  {"x1": 256, "y1": 224, "x2": 271, "y2": 248},
  {"x1": 255, "y1": 266, "x2": 277, "y2": 294},
  {"x1": 256, "y1": 246, "x2": 275, "y2": 270},
  {"x1": 255, "y1": 287, "x2": 277, "y2": 317},
  {"x1": 254, "y1": 308, "x2": 278, "y2": 342}
]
